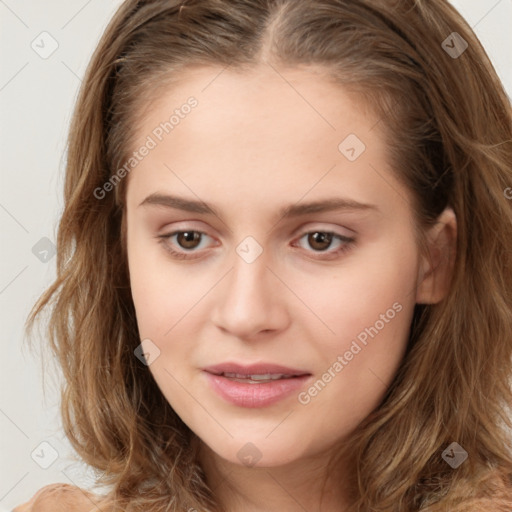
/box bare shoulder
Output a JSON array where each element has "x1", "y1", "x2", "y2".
[{"x1": 13, "y1": 483, "x2": 103, "y2": 512}]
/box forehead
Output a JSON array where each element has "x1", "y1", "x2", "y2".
[
  {"x1": 125, "y1": 64, "x2": 411, "y2": 219},
  {"x1": 137, "y1": 64, "x2": 373, "y2": 148}
]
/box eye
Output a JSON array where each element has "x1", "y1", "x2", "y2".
[
  {"x1": 157, "y1": 230, "x2": 214, "y2": 259},
  {"x1": 294, "y1": 231, "x2": 355, "y2": 259}
]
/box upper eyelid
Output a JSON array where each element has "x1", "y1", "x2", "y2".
[
  {"x1": 159, "y1": 220, "x2": 355, "y2": 237},
  {"x1": 160, "y1": 225, "x2": 353, "y2": 238}
]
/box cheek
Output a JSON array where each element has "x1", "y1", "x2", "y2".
[
  {"x1": 290, "y1": 236, "x2": 418, "y2": 342},
  {"x1": 126, "y1": 220, "x2": 207, "y2": 338},
  {"x1": 291, "y1": 241, "x2": 418, "y2": 424}
]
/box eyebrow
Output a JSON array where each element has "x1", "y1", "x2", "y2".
[{"x1": 139, "y1": 193, "x2": 379, "y2": 219}]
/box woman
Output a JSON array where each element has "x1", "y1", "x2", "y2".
[{"x1": 16, "y1": 0, "x2": 512, "y2": 510}]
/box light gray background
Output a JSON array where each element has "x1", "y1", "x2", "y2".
[{"x1": 1, "y1": 0, "x2": 511, "y2": 509}]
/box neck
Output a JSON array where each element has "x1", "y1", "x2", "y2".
[{"x1": 198, "y1": 441, "x2": 354, "y2": 512}]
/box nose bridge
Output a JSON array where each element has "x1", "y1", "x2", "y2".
[
  {"x1": 210, "y1": 239, "x2": 288, "y2": 337},
  {"x1": 227, "y1": 242, "x2": 273, "y2": 312}
]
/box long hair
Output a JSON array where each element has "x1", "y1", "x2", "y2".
[{"x1": 25, "y1": 0, "x2": 512, "y2": 510}]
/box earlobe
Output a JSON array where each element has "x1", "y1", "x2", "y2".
[{"x1": 415, "y1": 207, "x2": 457, "y2": 305}]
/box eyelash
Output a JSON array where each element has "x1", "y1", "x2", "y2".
[{"x1": 156, "y1": 229, "x2": 356, "y2": 261}]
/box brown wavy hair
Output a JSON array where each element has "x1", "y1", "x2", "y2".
[{"x1": 25, "y1": 0, "x2": 512, "y2": 510}]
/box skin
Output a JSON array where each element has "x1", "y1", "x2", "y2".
[{"x1": 124, "y1": 64, "x2": 457, "y2": 512}]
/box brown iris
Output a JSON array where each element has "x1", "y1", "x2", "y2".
[
  {"x1": 307, "y1": 232, "x2": 333, "y2": 251},
  {"x1": 176, "y1": 231, "x2": 202, "y2": 249}
]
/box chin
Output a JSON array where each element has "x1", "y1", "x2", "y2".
[{"x1": 202, "y1": 433, "x2": 313, "y2": 469}]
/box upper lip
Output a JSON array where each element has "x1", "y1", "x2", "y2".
[{"x1": 203, "y1": 362, "x2": 311, "y2": 377}]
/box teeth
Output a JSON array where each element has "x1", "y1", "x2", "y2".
[{"x1": 222, "y1": 372, "x2": 293, "y2": 380}]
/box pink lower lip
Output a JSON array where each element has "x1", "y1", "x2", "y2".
[{"x1": 204, "y1": 372, "x2": 311, "y2": 408}]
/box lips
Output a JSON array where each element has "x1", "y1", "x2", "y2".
[{"x1": 202, "y1": 362, "x2": 312, "y2": 407}]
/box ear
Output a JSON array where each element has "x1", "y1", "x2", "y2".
[{"x1": 415, "y1": 206, "x2": 457, "y2": 304}]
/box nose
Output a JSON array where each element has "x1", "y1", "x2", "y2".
[{"x1": 210, "y1": 247, "x2": 290, "y2": 340}]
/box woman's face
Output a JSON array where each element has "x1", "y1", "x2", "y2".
[{"x1": 124, "y1": 65, "x2": 428, "y2": 467}]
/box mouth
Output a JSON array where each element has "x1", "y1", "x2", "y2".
[
  {"x1": 214, "y1": 372, "x2": 304, "y2": 383},
  {"x1": 202, "y1": 362, "x2": 312, "y2": 407},
  {"x1": 203, "y1": 362, "x2": 311, "y2": 380}
]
